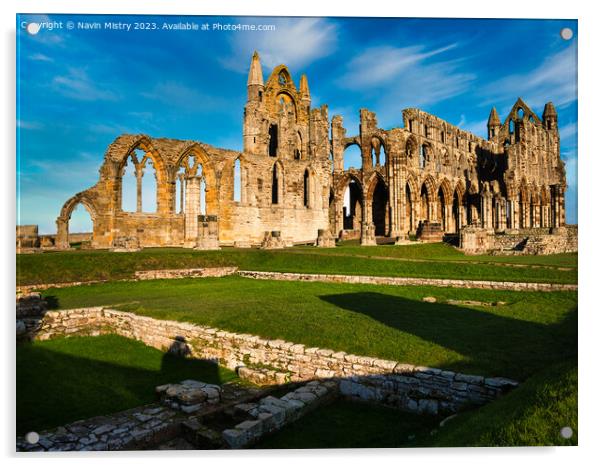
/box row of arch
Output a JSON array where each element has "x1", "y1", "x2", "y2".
[{"x1": 340, "y1": 135, "x2": 476, "y2": 173}]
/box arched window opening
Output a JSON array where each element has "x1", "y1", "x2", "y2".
[
  {"x1": 419, "y1": 145, "x2": 427, "y2": 169},
  {"x1": 343, "y1": 180, "x2": 363, "y2": 232},
  {"x1": 343, "y1": 144, "x2": 362, "y2": 170},
  {"x1": 371, "y1": 138, "x2": 382, "y2": 166},
  {"x1": 271, "y1": 164, "x2": 280, "y2": 204},
  {"x1": 175, "y1": 174, "x2": 185, "y2": 214},
  {"x1": 509, "y1": 120, "x2": 515, "y2": 134},
  {"x1": 121, "y1": 148, "x2": 157, "y2": 214},
  {"x1": 452, "y1": 191, "x2": 460, "y2": 233},
  {"x1": 268, "y1": 124, "x2": 278, "y2": 157},
  {"x1": 420, "y1": 184, "x2": 430, "y2": 222},
  {"x1": 517, "y1": 108, "x2": 525, "y2": 119},
  {"x1": 371, "y1": 179, "x2": 389, "y2": 236},
  {"x1": 199, "y1": 177, "x2": 207, "y2": 215},
  {"x1": 121, "y1": 155, "x2": 137, "y2": 212},
  {"x1": 141, "y1": 157, "x2": 157, "y2": 213},
  {"x1": 294, "y1": 132, "x2": 303, "y2": 160},
  {"x1": 438, "y1": 187, "x2": 446, "y2": 230},
  {"x1": 406, "y1": 183, "x2": 414, "y2": 232},
  {"x1": 303, "y1": 170, "x2": 310, "y2": 207},
  {"x1": 68, "y1": 203, "x2": 93, "y2": 247},
  {"x1": 233, "y1": 158, "x2": 242, "y2": 202}
]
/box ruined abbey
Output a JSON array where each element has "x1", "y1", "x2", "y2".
[{"x1": 53, "y1": 51, "x2": 574, "y2": 254}]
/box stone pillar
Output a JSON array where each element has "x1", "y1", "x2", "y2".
[
  {"x1": 553, "y1": 190, "x2": 560, "y2": 228},
  {"x1": 195, "y1": 215, "x2": 220, "y2": 250},
  {"x1": 185, "y1": 177, "x2": 201, "y2": 246},
  {"x1": 136, "y1": 168, "x2": 143, "y2": 213},
  {"x1": 360, "y1": 222, "x2": 376, "y2": 246},
  {"x1": 55, "y1": 218, "x2": 69, "y2": 249},
  {"x1": 482, "y1": 194, "x2": 493, "y2": 229},
  {"x1": 507, "y1": 198, "x2": 516, "y2": 230},
  {"x1": 559, "y1": 189, "x2": 566, "y2": 226}
]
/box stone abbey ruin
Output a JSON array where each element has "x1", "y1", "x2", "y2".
[{"x1": 50, "y1": 51, "x2": 575, "y2": 255}]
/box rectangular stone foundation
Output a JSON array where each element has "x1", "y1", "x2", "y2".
[{"x1": 22, "y1": 307, "x2": 519, "y2": 416}]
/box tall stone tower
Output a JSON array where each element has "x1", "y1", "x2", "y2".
[{"x1": 242, "y1": 51, "x2": 329, "y2": 162}]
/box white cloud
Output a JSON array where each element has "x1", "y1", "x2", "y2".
[
  {"x1": 341, "y1": 43, "x2": 459, "y2": 88},
  {"x1": 29, "y1": 53, "x2": 53, "y2": 62},
  {"x1": 560, "y1": 121, "x2": 577, "y2": 146},
  {"x1": 52, "y1": 68, "x2": 119, "y2": 101},
  {"x1": 337, "y1": 43, "x2": 475, "y2": 127},
  {"x1": 480, "y1": 43, "x2": 577, "y2": 110},
  {"x1": 221, "y1": 18, "x2": 338, "y2": 74}
]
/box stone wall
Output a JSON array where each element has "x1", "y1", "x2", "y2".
[
  {"x1": 23, "y1": 307, "x2": 518, "y2": 416},
  {"x1": 460, "y1": 225, "x2": 578, "y2": 255},
  {"x1": 238, "y1": 270, "x2": 577, "y2": 292},
  {"x1": 134, "y1": 267, "x2": 238, "y2": 280}
]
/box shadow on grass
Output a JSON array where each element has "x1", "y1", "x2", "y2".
[
  {"x1": 319, "y1": 292, "x2": 577, "y2": 379},
  {"x1": 16, "y1": 334, "x2": 230, "y2": 436}
]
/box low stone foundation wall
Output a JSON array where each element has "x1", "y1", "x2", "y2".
[
  {"x1": 460, "y1": 225, "x2": 578, "y2": 255},
  {"x1": 238, "y1": 270, "x2": 577, "y2": 292},
  {"x1": 23, "y1": 308, "x2": 518, "y2": 417},
  {"x1": 134, "y1": 267, "x2": 238, "y2": 280}
]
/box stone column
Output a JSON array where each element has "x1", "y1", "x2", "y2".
[
  {"x1": 55, "y1": 218, "x2": 69, "y2": 249},
  {"x1": 553, "y1": 190, "x2": 560, "y2": 228},
  {"x1": 482, "y1": 194, "x2": 493, "y2": 229},
  {"x1": 136, "y1": 167, "x2": 143, "y2": 213},
  {"x1": 507, "y1": 198, "x2": 516, "y2": 230},
  {"x1": 185, "y1": 177, "x2": 201, "y2": 246},
  {"x1": 559, "y1": 189, "x2": 566, "y2": 226}
]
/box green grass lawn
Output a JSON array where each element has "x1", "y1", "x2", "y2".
[
  {"x1": 16, "y1": 334, "x2": 239, "y2": 435},
  {"x1": 17, "y1": 244, "x2": 577, "y2": 286},
  {"x1": 41, "y1": 276, "x2": 577, "y2": 381},
  {"x1": 296, "y1": 241, "x2": 578, "y2": 268},
  {"x1": 256, "y1": 399, "x2": 441, "y2": 449}
]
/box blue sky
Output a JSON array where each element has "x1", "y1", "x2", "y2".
[{"x1": 16, "y1": 15, "x2": 578, "y2": 233}]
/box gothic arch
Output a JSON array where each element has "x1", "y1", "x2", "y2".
[
  {"x1": 59, "y1": 192, "x2": 98, "y2": 222},
  {"x1": 405, "y1": 172, "x2": 420, "y2": 202},
  {"x1": 437, "y1": 177, "x2": 454, "y2": 206},
  {"x1": 114, "y1": 135, "x2": 167, "y2": 182},
  {"x1": 421, "y1": 175, "x2": 438, "y2": 200},
  {"x1": 405, "y1": 135, "x2": 418, "y2": 160},
  {"x1": 174, "y1": 144, "x2": 219, "y2": 214},
  {"x1": 56, "y1": 192, "x2": 99, "y2": 249}
]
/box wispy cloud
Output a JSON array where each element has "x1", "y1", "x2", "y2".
[
  {"x1": 338, "y1": 43, "x2": 475, "y2": 127},
  {"x1": 341, "y1": 43, "x2": 459, "y2": 88},
  {"x1": 29, "y1": 53, "x2": 53, "y2": 62},
  {"x1": 17, "y1": 120, "x2": 43, "y2": 130},
  {"x1": 220, "y1": 18, "x2": 338, "y2": 74},
  {"x1": 560, "y1": 121, "x2": 577, "y2": 147},
  {"x1": 480, "y1": 43, "x2": 577, "y2": 109},
  {"x1": 51, "y1": 67, "x2": 119, "y2": 101}
]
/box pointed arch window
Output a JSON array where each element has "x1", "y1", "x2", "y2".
[
  {"x1": 303, "y1": 169, "x2": 311, "y2": 207},
  {"x1": 271, "y1": 164, "x2": 280, "y2": 205}
]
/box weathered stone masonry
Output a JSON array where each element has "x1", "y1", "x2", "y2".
[
  {"x1": 55, "y1": 52, "x2": 569, "y2": 251},
  {"x1": 23, "y1": 307, "x2": 518, "y2": 417}
]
